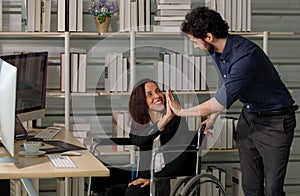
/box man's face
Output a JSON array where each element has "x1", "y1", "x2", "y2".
[{"x1": 187, "y1": 34, "x2": 215, "y2": 54}]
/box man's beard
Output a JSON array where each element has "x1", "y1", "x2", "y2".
[{"x1": 202, "y1": 40, "x2": 215, "y2": 55}]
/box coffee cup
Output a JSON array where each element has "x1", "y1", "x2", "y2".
[{"x1": 24, "y1": 141, "x2": 41, "y2": 154}]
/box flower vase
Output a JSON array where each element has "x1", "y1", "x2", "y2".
[{"x1": 94, "y1": 16, "x2": 111, "y2": 33}]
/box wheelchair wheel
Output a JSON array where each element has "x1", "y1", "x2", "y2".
[{"x1": 178, "y1": 173, "x2": 228, "y2": 196}]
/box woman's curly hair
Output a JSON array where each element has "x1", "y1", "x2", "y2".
[{"x1": 181, "y1": 7, "x2": 229, "y2": 39}]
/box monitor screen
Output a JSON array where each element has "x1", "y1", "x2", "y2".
[
  {"x1": 0, "y1": 52, "x2": 48, "y2": 122},
  {"x1": 0, "y1": 59, "x2": 17, "y2": 157}
]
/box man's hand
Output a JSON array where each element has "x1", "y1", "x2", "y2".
[
  {"x1": 128, "y1": 178, "x2": 150, "y2": 188},
  {"x1": 166, "y1": 88, "x2": 182, "y2": 116}
]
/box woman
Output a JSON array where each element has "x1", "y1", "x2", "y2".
[{"x1": 105, "y1": 79, "x2": 196, "y2": 196}]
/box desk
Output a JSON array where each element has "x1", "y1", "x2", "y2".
[{"x1": 0, "y1": 127, "x2": 110, "y2": 195}]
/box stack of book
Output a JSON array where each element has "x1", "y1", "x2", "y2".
[
  {"x1": 156, "y1": 52, "x2": 207, "y2": 92},
  {"x1": 70, "y1": 123, "x2": 91, "y2": 145},
  {"x1": 60, "y1": 52, "x2": 87, "y2": 93},
  {"x1": 153, "y1": 0, "x2": 191, "y2": 32},
  {"x1": 202, "y1": 116, "x2": 238, "y2": 150},
  {"x1": 104, "y1": 53, "x2": 129, "y2": 92},
  {"x1": 57, "y1": 0, "x2": 83, "y2": 32},
  {"x1": 119, "y1": 0, "x2": 151, "y2": 32},
  {"x1": 201, "y1": 166, "x2": 226, "y2": 196},
  {"x1": 112, "y1": 110, "x2": 132, "y2": 152},
  {"x1": 205, "y1": 0, "x2": 251, "y2": 32},
  {"x1": 232, "y1": 167, "x2": 245, "y2": 196},
  {"x1": 25, "y1": 0, "x2": 51, "y2": 32}
]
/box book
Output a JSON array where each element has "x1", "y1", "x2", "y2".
[
  {"x1": 157, "y1": 9, "x2": 188, "y2": 16},
  {"x1": 169, "y1": 52, "x2": 177, "y2": 90},
  {"x1": 242, "y1": 0, "x2": 247, "y2": 31},
  {"x1": 156, "y1": 0, "x2": 191, "y2": 3},
  {"x1": 194, "y1": 56, "x2": 201, "y2": 91},
  {"x1": 154, "y1": 60, "x2": 164, "y2": 90},
  {"x1": 219, "y1": 117, "x2": 227, "y2": 149},
  {"x1": 27, "y1": 0, "x2": 35, "y2": 32},
  {"x1": 232, "y1": 168, "x2": 245, "y2": 196},
  {"x1": 236, "y1": 0, "x2": 242, "y2": 31},
  {"x1": 188, "y1": 55, "x2": 194, "y2": 91},
  {"x1": 225, "y1": 0, "x2": 232, "y2": 31},
  {"x1": 130, "y1": 0, "x2": 138, "y2": 31},
  {"x1": 138, "y1": 0, "x2": 145, "y2": 32},
  {"x1": 116, "y1": 53, "x2": 123, "y2": 92},
  {"x1": 122, "y1": 57, "x2": 129, "y2": 92},
  {"x1": 60, "y1": 53, "x2": 65, "y2": 92},
  {"x1": 119, "y1": 0, "x2": 125, "y2": 31},
  {"x1": 231, "y1": 0, "x2": 237, "y2": 31},
  {"x1": 124, "y1": 0, "x2": 131, "y2": 31},
  {"x1": 216, "y1": 0, "x2": 225, "y2": 20},
  {"x1": 78, "y1": 53, "x2": 87, "y2": 92},
  {"x1": 71, "y1": 53, "x2": 79, "y2": 92},
  {"x1": 207, "y1": 166, "x2": 220, "y2": 196},
  {"x1": 152, "y1": 25, "x2": 180, "y2": 32},
  {"x1": 157, "y1": 4, "x2": 191, "y2": 10},
  {"x1": 57, "y1": 0, "x2": 66, "y2": 31},
  {"x1": 182, "y1": 54, "x2": 189, "y2": 91},
  {"x1": 69, "y1": 0, "x2": 77, "y2": 31},
  {"x1": 158, "y1": 20, "x2": 183, "y2": 26},
  {"x1": 176, "y1": 53, "x2": 183, "y2": 91},
  {"x1": 154, "y1": 16, "x2": 185, "y2": 21},
  {"x1": 0, "y1": 0, "x2": 2, "y2": 31},
  {"x1": 35, "y1": 0, "x2": 41, "y2": 31},
  {"x1": 226, "y1": 117, "x2": 233, "y2": 149},
  {"x1": 200, "y1": 56, "x2": 207, "y2": 90},
  {"x1": 162, "y1": 52, "x2": 170, "y2": 90},
  {"x1": 77, "y1": 0, "x2": 83, "y2": 32},
  {"x1": 246, "y1": 0, "x2": 252, "y2": 32},
  {"x1": 145, "y1": 0, "x2": 151, "y2": 31}
]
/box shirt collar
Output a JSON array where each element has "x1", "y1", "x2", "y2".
[{"x1": 212, "y1": 35, "x2": 232, "y2": 62}]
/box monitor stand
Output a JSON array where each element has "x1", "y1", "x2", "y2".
[
  {"x1": 0, "y1": 158, "x2": 18, "y2": 163},
  {"x1": 0, "y1": 143, "x2": 18, "y2": 163},
  {"x1": 15, "y1": 116, "x2": 30, "y2": 140}
]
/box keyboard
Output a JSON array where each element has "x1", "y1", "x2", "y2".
[
  {"x1": 48, "y1": 155, "x2": 77, "y2": 168},
  {"x1": 43, "y1": 140, "x2": 86, "y2": 151},
  {"x1": 35, "y1": 127, "x2": 62, "y2": 139}
]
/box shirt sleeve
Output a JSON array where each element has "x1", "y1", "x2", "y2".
[{"x1": 129, "y1": 122, "x2": 161, "y2": 147}]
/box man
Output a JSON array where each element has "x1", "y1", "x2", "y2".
[{"x1": 166, "y1": 7, "x2": 297, "y2": 196}]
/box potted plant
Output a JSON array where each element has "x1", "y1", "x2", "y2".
[{"x1": 88, "y1": 0, "x2": 118, "y2": 33}]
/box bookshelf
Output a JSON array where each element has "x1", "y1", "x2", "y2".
[{"x1": 1, "y1": 0, "x2": 300, "y2": 194}]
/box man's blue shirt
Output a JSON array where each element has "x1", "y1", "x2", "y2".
[{"x1": 213, "y1": 34, "x2": 294, "y2": 112}]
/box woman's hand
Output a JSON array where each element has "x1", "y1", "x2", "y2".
[
  {"x1": 166, "y1": 88, "x2": 182, "y2": 116},
  {"x1": 128, "y1": 178, "x2": 150, "y2": 188}
]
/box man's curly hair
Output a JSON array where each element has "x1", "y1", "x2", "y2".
[{"x1": 181, "y1": 7, "x2": 229, "y2": 39}]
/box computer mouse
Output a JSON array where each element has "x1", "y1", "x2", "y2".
[{"x1": 61, "y1": 151, "x2": 82, "y2": 156}]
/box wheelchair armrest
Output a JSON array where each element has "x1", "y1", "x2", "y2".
[
  {"x1": 92, "y1": 137, "x2": 133, "y2": 145},
  {"x1": 90, "y1": 137, "x2": 133, "y2": 155}
]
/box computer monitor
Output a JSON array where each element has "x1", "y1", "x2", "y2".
[
  {"x1": 0, "y1": 52, "x2": 48, "y2": 122},
  {"x1": 0, "y1": 59, "x2": 17, "y2": 158},
  {"x1": 0, "y1": 52, "x2": 48, "y2": 141}
]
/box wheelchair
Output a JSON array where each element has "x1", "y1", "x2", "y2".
[{"x1": 88, "y1": 126, "x2": 228, "y2": 196}]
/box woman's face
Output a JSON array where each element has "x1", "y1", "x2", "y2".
[{"x1": 144, "y1": 82, "x2": 165, "y2": 112}]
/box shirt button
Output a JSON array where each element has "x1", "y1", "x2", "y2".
[
  {"x1": 223, "y1": 60, "x2": 226, "y2": 63},
  {"x1": 246, "y1": 105, "x2": 250, "y2": 108},
  {"x1": 224, "y1": 75, "x2": 226, "y2": 78}
]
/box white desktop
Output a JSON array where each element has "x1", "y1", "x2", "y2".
[{"x1": 0, "y1": 59, "x2": 17, "y2": 162}]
